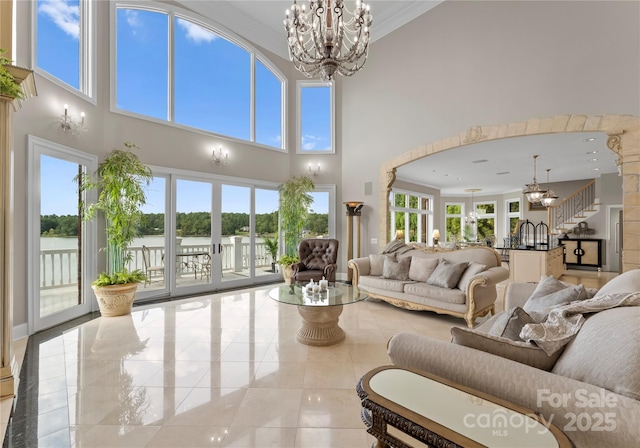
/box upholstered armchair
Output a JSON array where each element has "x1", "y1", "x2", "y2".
[{"x1": 291, "y1": 238, "x2": 339, "y2": 284}]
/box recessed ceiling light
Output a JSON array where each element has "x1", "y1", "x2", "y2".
[
  {"x1": 583, "y1": 138, "x2": 596, "y2": 142},
  {"x1": 586, "y1": 150, "x2": 597, "y2": 154},
  {"x1": 593, "y1": 168, "x2": 600, "y2": 171},
  {"x1": 591, "y1": 158, "x2": 598, "y2": 162},
  {"x1": 496, "y1": 172, "x2": 510, "y2": 175},
  {"x1": 472, "y1": 159, "x2": 489, "y2": 164}
]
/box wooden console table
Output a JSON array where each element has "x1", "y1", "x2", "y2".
[{"x1": 357, "y1": 365, "x2": 572, "y2": 448}]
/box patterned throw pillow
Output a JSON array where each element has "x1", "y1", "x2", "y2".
[
  {"x1": 381, "y1": 254, "x2": 411, "y2": 281},
  {"x1": 426, "y1": 258, "x2": 469, "y2": 289}
]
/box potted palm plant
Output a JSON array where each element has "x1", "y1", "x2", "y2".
[
  {"x1": 77, "y1": 142, "x2": 153, "y2": 316},
  {"x1": 277, "y1": 175, "x2": 314, "y2": 283},
  {"x1": 262, "y1": 235, "x2": 279, "y2": 272}
]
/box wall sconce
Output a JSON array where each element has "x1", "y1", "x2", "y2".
[
  {"x1": 60, "y1": 104, "x2": 86, "y2": 135},
  {"x1": 432, "y1": 229, "x2": 440, "y2": 246},
  {"x1": 211, "y1": 146, "x2": 229, "y2": 166},
  {"x1": 308, "y1": 163, "x2": 320, "y2": 177}
]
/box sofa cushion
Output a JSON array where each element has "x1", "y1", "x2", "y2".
[
  {"x1": 552, "y1": 306, "x2": 640, "y2": 401},
  {"x1": 382, "y1": 254, "x2": 411, "y2": 281},
  {"x1": 427, "y1": 259, "x2": 469, "y2": 289},
  {"x1": 404, "y1": 282, "x2": 466, "y2": 305},
  {"x1": 451, "y1": 327, "x2": 563, "y2": 371},
  {"x1": 408, "y1": 256, "x2": 439, "y2": 283},
  {"x1": 358, "y1": 275, "x2": 414, "y2": 293},
  {"x1": 456, "y1": 262, "x2": 486, "y2": 292},
  {"x1": 369, "y1": 254, "x2": 385, "y2": 276},
  {"x1": 529, "y1": 275, "x2": 570, "y2": 299}
]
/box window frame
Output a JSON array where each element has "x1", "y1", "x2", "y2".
[
  {"x1": 474, "y1": 199, "x2": 497, "y2": 240},
  {"x1": 296, "y1": 80, "x2": 335, "y2": 154},
  {"x1": 445, "y1": 202, "x2": 463, "y2": 242},
  {"x1": 505, "y1": 198, "x2": 522, "y2": 238},
  {"x1": 110, "y1": 1, "x2": 287, "y2": 152},
  {"x1": 389, "y1": 189, "x2": 434, "y2": 244},
  {"x1": 32, "y1": 0, "x2": 97, "y2": 103}
]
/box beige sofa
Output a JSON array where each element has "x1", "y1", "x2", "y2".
[
  {"x1": 348, "y1": 246, "x2": 509, "y2": 327},
  {"x1": 387, "y1": 269, "x2": 640, "y2": 448}
]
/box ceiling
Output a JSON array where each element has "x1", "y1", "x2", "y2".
[
  {"x1": 396, "y1": 132, "x2": 619, "y2": 196},
  {"x1": 177, "y1": 0, "x2": 444, "y2": 60},
  {"x1": 174, "y1": 1, "x2": 619, "y2": 196}
]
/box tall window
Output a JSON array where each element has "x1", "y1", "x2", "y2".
[
  {"x1": 390, "y1": 190, "x2": 433, "y2": 243},
  {"x1": 113, "y1": 3, "x2": 285, "y2": 150},
  {"x1": 297, "y1": 81, "x2": 334, "y2": 154},
  {"x1": 506, "y1": 199, "x2": 521, "y2": 237},
  {"x1": 35, "y1": 0, "x2": 94, "y2": 97},
  {"x1": 475, "y1": 200, "x2": 497, "y2": 240},
  {"x1": 445, "y1": 203, "x2": 463, "y2": 242}
]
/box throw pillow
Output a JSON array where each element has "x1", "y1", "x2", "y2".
[
  {"x1": 427, "y1": 259, "x2": 469, "y2": 289},
  {"x1": 501, "y1": 307, "x2": 536, "y2": 341},
  {"x1": 369, "y1": 254, "x2": 385, "y2": 276},
  {"x1": 450, "y1": 327, "x2": 563, "y2": 371},
  {"x1": 408, "y1": 257, "x2": 439, "y2": 282},
  {"x1": 456, "y1": 262, "x2": 486, "y2": 292},
  {"x1": 523, "y1": 284, "x2": 588, "y2": 320},
  {"x1": 382, "y1": 254, "x2": 411, "y2": 281},
  {"x1": 528, "y1": 275, "x2": 570, "y2": 300}
]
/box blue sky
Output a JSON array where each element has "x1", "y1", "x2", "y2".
[{"x1": 37, "y1": 0, "x2": 329, "y2": 217}]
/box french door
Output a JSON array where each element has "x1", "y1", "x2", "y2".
[
  {"x1": 28, "y1": 136, "x2": 97, "y2": 332},
  {"x1": 134, "y1": 171, "x2": 282, "y2": 301}
]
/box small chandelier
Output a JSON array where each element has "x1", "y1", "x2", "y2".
[
  {"x1": 284, "y1": 0, "x2": 373, "y2": 81},
  {"x1": 540, "y1": 169, "x2": 559, "y2": 207},
  {"x1": 523, "y1": 154, "x2": 547, "y2": 203},
  {"x1": 464, "y1": 188, "x2": 481, "y2": 224}
]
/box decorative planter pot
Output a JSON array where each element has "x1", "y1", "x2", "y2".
[
  {"x1": 92, "y1": 283, "x2": 139, "y2": 317},
  {"x1": 282, "y1": 265, "x2": 294, "y2": 284}
]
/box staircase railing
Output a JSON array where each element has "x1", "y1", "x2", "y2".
[{"x1": 548, "y1": 180, "x2": 596, "y2": 233}]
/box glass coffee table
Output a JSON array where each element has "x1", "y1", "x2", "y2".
[{"x1": 268, "y1": 283, "x2": 368, "y2": 346}]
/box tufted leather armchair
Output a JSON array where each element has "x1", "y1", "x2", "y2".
[{"x1": 291, "y1": 238, "x2": 339, "y2": 284}]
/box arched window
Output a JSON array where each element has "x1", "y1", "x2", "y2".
[
  {"x1": 34, "y1": 0, "x2": 95, "y2": 99},
  {"x1": 113, "y1": 2, "x2": 286, "y2": 150}
]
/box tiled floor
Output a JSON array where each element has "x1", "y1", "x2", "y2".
[{"x1": 1, "y1": 269, "x2": 617, "y2": 447}]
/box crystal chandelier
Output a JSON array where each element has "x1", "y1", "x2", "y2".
[
  {"x1": 284, "y1": 0, "x2": 373, "y2": 81},
  {"x1": 540, "y1": 169, "x2": 559, "y2": 207},
  {"x1": 523, "y1": 154, "x2": 547, "y2": 203}
]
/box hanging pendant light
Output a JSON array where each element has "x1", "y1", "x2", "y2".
[
  {"x1": 523, "y1": 154, "x2": 547, "y2": 203},
  {"x1": 540, "y1": 168, "x2": 559, "y2": 207}
]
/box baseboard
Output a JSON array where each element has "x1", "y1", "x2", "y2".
[{"x1": 12, "y1": 323, "x2": 28, "y2": 341}]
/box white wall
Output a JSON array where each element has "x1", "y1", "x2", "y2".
[{"x1": 340, "y1": 0, "x2": 640, "y2": 257}]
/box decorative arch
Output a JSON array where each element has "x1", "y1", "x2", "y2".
[{"x1": 380, "y1": 114, "x2": 640, "y2": 272}]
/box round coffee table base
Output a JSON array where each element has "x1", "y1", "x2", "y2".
[{"x1": 296, "y1": 305, "x2": 345, "y2": 346}]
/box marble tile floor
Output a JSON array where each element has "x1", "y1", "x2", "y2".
[{"x1": 1, "y1": 269, "x2": 617, "y2": 447}]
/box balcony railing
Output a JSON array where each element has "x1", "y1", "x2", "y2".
[{"x1": 39, "y1": 241, "x2": 275, "y2": 290}]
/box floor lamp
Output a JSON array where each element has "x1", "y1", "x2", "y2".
[{"x1": 344, "y1": 202, "x2": 364, "y2": 283}]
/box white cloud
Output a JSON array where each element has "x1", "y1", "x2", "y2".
[
  {"x1": 302, "y1": 134, "x2": 326, "y2": 151},
  {"x1": 177, "y1": 18, "x2": 218, "y2": 44},
  {"x1": 38, "y1": 0, "x2": 80, "y2": 40},
  {"x1": 125, "y1": 10, "x2": 140, "y2": 28}
]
